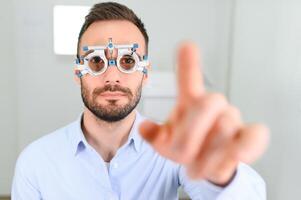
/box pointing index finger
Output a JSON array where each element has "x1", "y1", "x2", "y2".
[{"x1": 177, "y1": 42, "x2": 205, "y2": 105}]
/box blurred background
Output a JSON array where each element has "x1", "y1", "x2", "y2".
[{"x1": 1, "y1": 0, "x2": 301, "y2": 199}]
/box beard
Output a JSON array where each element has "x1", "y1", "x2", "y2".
[{"x1": 80, "y1": 80, "x2": 142, "y2": 123}]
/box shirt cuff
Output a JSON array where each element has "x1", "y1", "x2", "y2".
[{"x1": 206, "y1": 163, "x2": 266, "y2": 200}]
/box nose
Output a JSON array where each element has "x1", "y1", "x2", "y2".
[
  {"x1": 102, "y1": 61, "x2": 121, "y2": 85},
  {"x1": 103, "y1": 49, "x2": 121, "y2": 84},
  {"x1": 102, "y1": 48, "x2": 122, "y2": 84}
]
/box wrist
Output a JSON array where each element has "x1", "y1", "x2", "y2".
[{"x1": 207, "y1": 168, "x2": 237, "y2": 187}]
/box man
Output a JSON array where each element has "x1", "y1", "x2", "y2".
[{"x1": 12, "y1": 2, "x2": 269, "y2": 200}]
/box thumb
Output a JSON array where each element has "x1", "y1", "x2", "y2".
[{"x1": 139, "y1": 120, "x2": 162, "y2": 144}]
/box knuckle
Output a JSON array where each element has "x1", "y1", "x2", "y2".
[
  {"x1": 215, "y1": 111, "x2": 241, "y2": 138},
  {"x1": 215, "y1": 118, "x2": 229, "y2": 134},
  {"x1": 223, "y1": 106, "x2": 243, "y2": 128},
  {"x1": 198, "y1": 93, "x2": 228, "y2": 112},
  {"x1": 227, "y1": 106, "x2": 241, "y2": 119},
  {"x1": 206, "y1": 93, "x2": 228, "y2": 107},
  {"x1": 217, "y1": 120, "x2": 237, "y2": 138}
]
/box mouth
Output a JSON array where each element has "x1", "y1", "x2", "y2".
[{"x1": 100, "y1": 91, "x2": 127, "y2": 98}]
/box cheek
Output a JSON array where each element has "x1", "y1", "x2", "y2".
[
  {"x1": 81, "y1": 78, "x2": 96, "y2": 97},
  {"x1": 124, "y1": 74, "x2": 143, "y2": 89},
  {"x1": 82, "y1": 76, "x2": 104, "y2": 90}
]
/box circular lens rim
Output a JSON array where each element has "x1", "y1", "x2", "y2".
[
  {"x1": 84, "y1": 53, "x2": 108, "y2": 76},
  {"x1": 117, "y1": 52, "x2": 139, "y2": 74}
]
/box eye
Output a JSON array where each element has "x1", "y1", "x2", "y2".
[
  {"x1": 119, "y1": 55, "x2": 136, "y2": 70},
  {"x1": 88, "y1": 56, "x2": 105, "y2": 72}
]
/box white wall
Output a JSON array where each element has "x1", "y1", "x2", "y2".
[
  {"x1": 229, "y1": 1, "x2": 301, "y2": 199},
  {"x1": 0, "y1": 0, "x2": 17, "y2": 194}
]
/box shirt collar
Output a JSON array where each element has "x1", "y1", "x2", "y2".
[
  {"x1": 68, "y1": 110, "x2": 146, "y2": 156},
  {"x1": 68, "y1": 113, "x2": 89, "y2": 155},
  {"x1": 127, "y1": 111, "x2": 145, "y2": 152}
]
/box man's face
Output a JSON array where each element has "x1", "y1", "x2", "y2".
[{"x1": 78, "y1": 20, "x2": 148, "y2": 122}]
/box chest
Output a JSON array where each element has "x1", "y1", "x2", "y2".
[{"x1": 37, "y1": 147, "x2": 179, "y2": 200}]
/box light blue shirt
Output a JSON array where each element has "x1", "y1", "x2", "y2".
[{"x1": 12, "y1": 111, "x2": 266, "y2": 200}]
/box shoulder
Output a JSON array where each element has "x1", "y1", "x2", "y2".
[{"x1": 15, "y1": 120, "x2": 77, "y2": 171}]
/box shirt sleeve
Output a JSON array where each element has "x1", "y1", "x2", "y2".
[
  {"x1": 11, "y1": 149, "x2": 42, "y2": 200},
  {"x1": 179, "y1": 163, "x2": 266, "y2": 200}
]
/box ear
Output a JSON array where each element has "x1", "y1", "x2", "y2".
[
  {"x1": 73, "y1": 69, "x2": 81, "y2": 85},
  {"x1": 142, "y1": 63, "x2": 151, "y2": 87}
]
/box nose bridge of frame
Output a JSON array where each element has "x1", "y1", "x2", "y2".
[{"x1": 105, "y1": 48, "x2": 118, "y2": 68}]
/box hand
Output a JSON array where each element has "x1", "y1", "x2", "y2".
[{"x1": 139, "y1": 42, "x2": 269, "y2": 186}]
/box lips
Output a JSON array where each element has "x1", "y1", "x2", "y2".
[{"x1": 100, "y1": 92, "x2": 127, "y2": 97}]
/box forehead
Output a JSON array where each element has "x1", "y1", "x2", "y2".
[{"x1": 79, "y1": 20, "x2": 146, "y2": 56}]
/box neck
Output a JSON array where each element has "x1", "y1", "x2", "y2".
[{"x1": 81, "y1": 109, "x2": 137, "y2": 162}]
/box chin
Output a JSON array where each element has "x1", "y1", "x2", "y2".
[{"x1": 104, "y1": 98, "x2": 129, "y2": 106}]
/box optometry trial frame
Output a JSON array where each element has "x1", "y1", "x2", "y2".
[{"x1": 75, "y1": 38, "x2": 149, "y2": 78}]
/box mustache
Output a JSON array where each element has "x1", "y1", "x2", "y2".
[{"x1": 93, "y1": 84, "x2": 133, "y2": 97}]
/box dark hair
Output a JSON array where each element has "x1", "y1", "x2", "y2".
[{"x1": 76, "y1": 2, "x2": 149, "y2": 59}]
